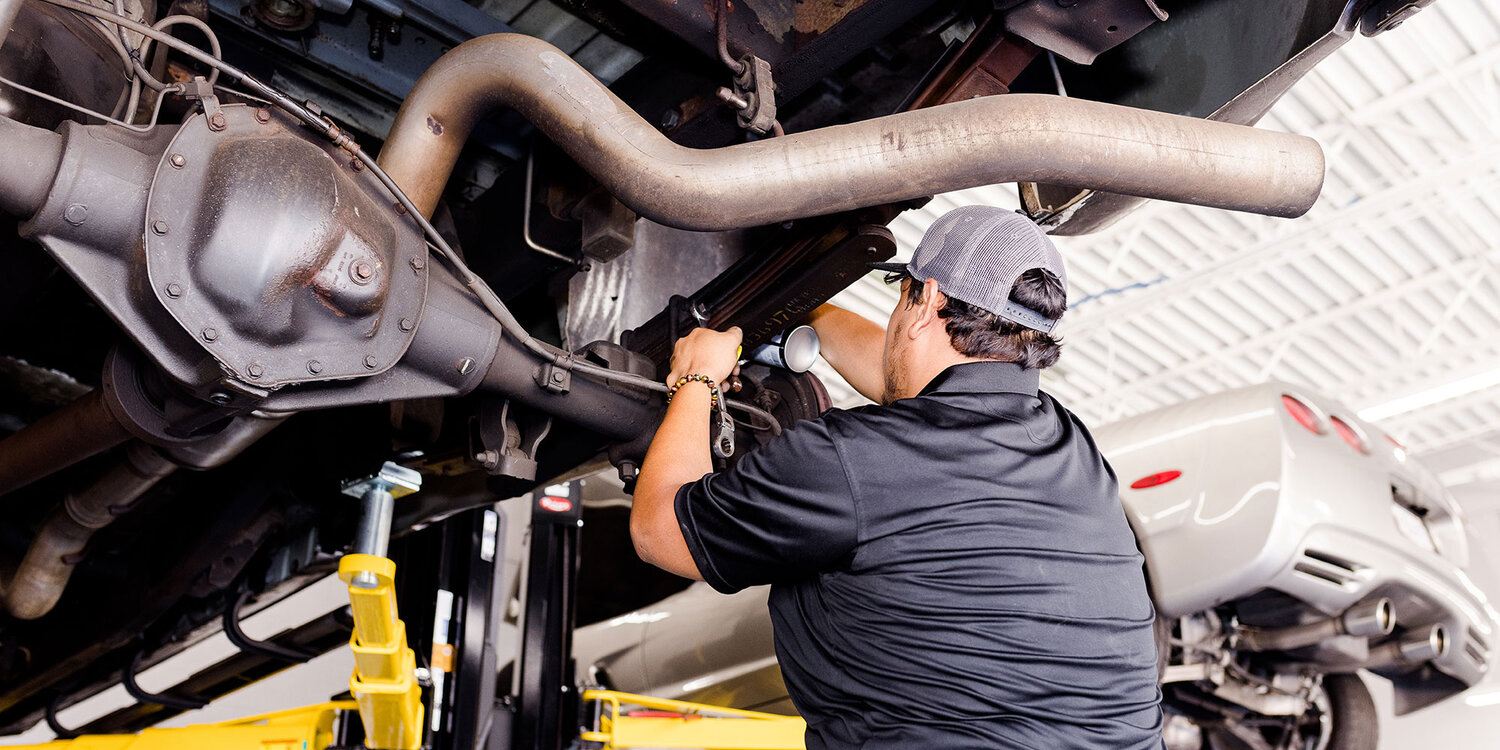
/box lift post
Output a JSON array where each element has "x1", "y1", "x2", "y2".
[{"x1": 511, "y1": 481, "x2": 584, "y2": 750}]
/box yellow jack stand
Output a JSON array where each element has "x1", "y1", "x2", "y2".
[
  {"x1": 338, "y1": 553, "x2": 424, "y2": 750},
  {"x1": 9, "y1": 701, "x2": 354, "y2": 749}
]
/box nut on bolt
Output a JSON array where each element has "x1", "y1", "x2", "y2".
[
  {"x1": 169, "y1": 153, "x2": 187, "y2": 169},
  {"x1": 151, "y1": 220, "x2": 169, "y2": 235},
  {"x1": 201, "y1": 327, "x2": 218, "y2": 342},
  {"x1": 399, "y1": 318, "x2": 414, "y2": 332},
  {"x1": 350, "y1": 260, "x2": 376, "y2": 285},
  {"x1": 208, "y1": 112, "x2": 227, "y2": 131},
  {"x1": 363, "y1": 355, "x2": 378, "y2": 369},
  {"x1": 476, "y1": 450, "x2": 500, "y2": 470},
  {"x1": 165, "y1": 283, "x2": 183, "y2": 298},
  {"x1": 247, "y1": 363, "x2": 264, "y2": 379}
]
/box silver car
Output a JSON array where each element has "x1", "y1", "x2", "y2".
[{"x1": 574, "y1": 382, "x2": 1498, "y2": 750}]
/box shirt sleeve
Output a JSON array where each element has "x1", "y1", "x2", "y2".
[{"x1": 674, "y1": 415, "x2": 858, "y2": 594}]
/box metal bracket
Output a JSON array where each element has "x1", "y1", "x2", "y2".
[
  {"x1": 179, "y1": 76, "x2": 226, "y2": 131},
  {"x1": 340, "y1": 461, "x2": 423, "y2": 500},
  {"x1": 476, "y1": 399, "x2": 553, "y2": 481},
  {"x1": 722, "y1": 54, "x2": 778, "y2": 136},
  {"x1": 537, "y1": 361, "x2": 572, "y2": 395}
]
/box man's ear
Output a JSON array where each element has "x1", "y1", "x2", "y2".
[{"x1": 906, "y1": 278, "x2": 944, "y2": 340}]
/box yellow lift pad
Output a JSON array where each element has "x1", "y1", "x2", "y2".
[{"x1": 582, "y1": 690, "x2": 806, "y2": 750}]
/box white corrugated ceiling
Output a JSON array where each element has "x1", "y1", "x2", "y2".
[{"x1": 823, "y1": 0, "x2": 1500, "y2": 494}]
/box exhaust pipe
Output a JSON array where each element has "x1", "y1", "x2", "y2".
[
  {"x1": 1367, "y1": 625, "x2": 1449, "y2": 671},
  {"x1": 0, "y1": 389, "x2": 134, "y2": 499},
  {"x1": 1238, "y1": 598, "x2": 1395, "y2": 652},
  {"x1": 377, "y1": 34, "x2": 1325, "y2": 228},
  {"x1": 3, "y1": 416, "x2": 283, "y2": 620}
]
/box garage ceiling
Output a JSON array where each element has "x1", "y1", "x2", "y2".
[{"x1": 823, "y1": 0, "x2": 1500, "y2": 493}]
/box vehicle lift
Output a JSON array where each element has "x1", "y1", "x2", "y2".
[{"x1": 16, "y1": 463, "x2": 804, "y2": 750}]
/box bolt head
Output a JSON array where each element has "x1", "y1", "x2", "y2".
[
  {"x1": 201, "y1": 327, "x2": 218, "y2": 342},
  {"x1": 64, "y1": 204, "x2": 88, "y2": 225},
  {"x1": 363, "y1": 355, "x2": 378, "y2": 369},
  {"x1": 551, "y1": 370, "x2": 566, "y2": 383},
  {"x1": 410, "y1": 257, "x2": 425, "y2": 271},
  {"x1": 399, "y1": 318, "x2": 414, "y2": 332},
  {"x1": 208, "y1": 113, "x2": 227, "y2": 131},
  {"x1": 456, "y1": 357, "x2": 476, "y2": 375},
  {"x1": 165, "y1": 283, "x2": 183, "y2": 298},
  {"x1": 151, "y1": 220, "x2": 169, "y2": 235},
  {"x1": 247, "y1": 363, "x2": 264, "y2": 379},
  {"x1": 350, "y1": 260, "x2": 375, "y2": 284},
  {"x1": 254, "y1": 108, "x2": 271, "y2": 124},
  {"x1": 307, "y1": 359, "x2": 324, "y2": 375},
  {"x1": 169, "y1": 153, "x2": 187, "y2": 169}
]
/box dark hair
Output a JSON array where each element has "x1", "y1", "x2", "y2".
[{"x1": 887, "y1": 268, "x2": 1067, "y2": 369}]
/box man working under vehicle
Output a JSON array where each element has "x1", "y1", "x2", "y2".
[{"x1": 631, "y1": 206, "x2": 1162, "y2": 749}]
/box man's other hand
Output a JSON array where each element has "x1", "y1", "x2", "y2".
[{"x1": 667, "y1": 327, "x2": 743, "y2": 387}]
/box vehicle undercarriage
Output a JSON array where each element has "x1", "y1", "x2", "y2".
[{"x1": 0, "y1": 0, "x2": 1437, "y2": 743}]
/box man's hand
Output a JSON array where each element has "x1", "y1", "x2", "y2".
[
  {"x1": 632, "y1": 325, "x2": 744, "y2": 581},
  {"x1": 666, "y1": 326, "x2": 743, "y2": 387}
]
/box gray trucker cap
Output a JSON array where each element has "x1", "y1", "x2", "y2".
[{"x1": 870, "y1": 206, "x2": 1068, "y2": 333}]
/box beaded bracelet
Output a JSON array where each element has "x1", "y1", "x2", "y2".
[{"x1": 666, "y1": 374, "x2": 721, "y2": 406}]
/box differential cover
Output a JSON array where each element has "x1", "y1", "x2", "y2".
[{"x1": 145, "y1": 104, "x2": 428, "y2": 389}]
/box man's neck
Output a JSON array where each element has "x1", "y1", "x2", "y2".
[{"x1": 899, "y1": 344, "x2": 1008, "y2": 400}]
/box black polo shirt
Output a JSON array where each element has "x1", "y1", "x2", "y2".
[{"x1": 675, "y1": 361, "x2": 1162, "y2": 749}]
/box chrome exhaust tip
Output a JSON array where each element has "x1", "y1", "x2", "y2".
[
  {"x1": 1341, "y1": 598, "x2": 1395, "y2": 638},
  {"x1": 1367, "y1": 624, "x2": 1450, "y2": 670},
  {"x1": 1398, "y1": 624, "x2": 1449, "y2": 664}
]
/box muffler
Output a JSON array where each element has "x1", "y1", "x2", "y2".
[
  {"x1": 377, "y1": 34, "x2": 1325, "y2": 227},
  {"x1": 1366, "y1": 625, "x2": 1449, "y2": 671},
  {"x1": 1237, "y1": 598, "x2": 1395, "y2": 652}
]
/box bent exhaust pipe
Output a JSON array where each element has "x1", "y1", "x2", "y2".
[
  {"x1": 1238, "y1": 598, "x2": 1395, "y2": 652},
  {"x1": 378, "y1": 34, "x2": 1326, "y2": 228},
  {"x1": 3, "y1": 416, "x2": 283, "y2": 620}
]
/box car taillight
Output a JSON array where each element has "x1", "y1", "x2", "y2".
[
  {"x1": 1130, "y1": 470, "x2": 1183, "y2": 490},
  {"x1": 1330, "y1": 417, "x2": 1367, "y2": 454},
  {"x1": 1282, "y1": 395, "x2": 1322, "y2": 434}
]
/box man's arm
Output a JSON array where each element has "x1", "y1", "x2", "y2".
[
  {"x1": 631, "y1": 327, "x2": 743, "y2": 580},
  {"x1": 806, "y1": 303, "x2": 886, "y2": 403}
]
